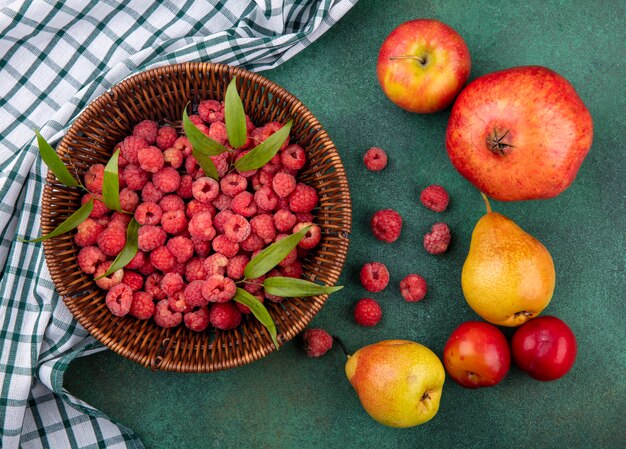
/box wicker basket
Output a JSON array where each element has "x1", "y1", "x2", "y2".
[{"x1": 41, "y1": 62, "x2": 351, "y2": 372}]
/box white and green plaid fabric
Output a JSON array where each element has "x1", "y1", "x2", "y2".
[{"x1": 0, "y1": 1, "x2": 357, "y2": 447}]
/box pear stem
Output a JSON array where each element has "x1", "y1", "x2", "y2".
[
  {"x1": 332, "y1": 335, "x2": 350, "y2": 359},
  {"x1": 481, "y1": 193, "x2": 492, "y2": 213}
]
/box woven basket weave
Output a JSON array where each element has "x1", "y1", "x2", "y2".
[{"x1": 41, "y1": 62, "x2": 351, "y2": 372}]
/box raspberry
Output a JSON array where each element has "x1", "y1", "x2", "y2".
[
  {"x1": 261, "y1": 156, "x2": 282, "y2": 174},
  {"x1": 153, "y1": 299, "x2": 182, "y2": 328},
  {"x1": 161, "y1": 209, "x2": 188, "y2": 235},
  {"x1": 288, "y1": 183, "x2": 318, "y2": 213},
  {"x1": 234, "y1": 151, "x2": 258, "y2": 178},
  {"x1": 360, "y1": 262, "x2": 389, "y2": 292},
  {"x1": 240, "y1": 233, "x2": 264, "y2": 252},
  {"x1": 188, "y1": 211, "x2": 215, "y2": 241},
  {"x1": 106, "y1": 283, "x2": 133, "y2": 317},
  {"x1": 363, "y1": 147, "x2": 388, "y2": 171},
  {"x1": 204, "y1": 253, "x2": 229, "y2": 276},
  {"x1": 162, "y1": 147, "x2": 183, "y2": 169},
  {"x1": 273, "y1": 209, "x2": 297, "y2": 232},
  {"x1": 126, "y1": 251, "x2": 146, "y2": 270},
  {"x1": 184, "y1": 306, "x2": 210, "y2": 332},
  {"x1": 152, "y1": 167, "x2": 180, "y2": 193},
  {"x1": 250, "y1": 214, "x2": 276, "y2": 243},
  {"x1": 74, "y1": 218, "x2": 105, "y2": 247},
  {"x1": 295, "y1": 212, "x2": 314, "y2": 223},
  {"x1": 122, "y1": 271, "x2": 144, "y2": 292},
  {"x1": 220, "y1": 173, "x2": 247, "y2": 197},
  {"x1": 243, "y1": 275, "x2": 265, "y2": 294},
  {"x1": 123, "y1": 164, "x2": 150, "y2": 191},
  {"x1": 168, "y1": 290, "x2": 193, "y2": 313},
  {"x1": 354, "y1": 298, "x2": 382, "y2": 327},
  {"x1": 159, "y1": 194, "x2": 185, "y2": 212},
  {"x1": 281, "y1": 144, "x2": 306, "y2": 170},
  {"x1": 156, "y1": 126, "x2": 178, "y2": 151},
  {"x1": 423, "y1": 222, "x2": 451, "y2": 254},
  {"x1": 166, "y1": 236, "x2": 194, "y2": 263},
  {"x1": 252, "y1": 170, "x2": 274, "y2": 191},
  {"x1": 236, "y1": 293, "x2": 264, "y2": 314},
  {"x1": 198, "y1": 100, "x2": 224, "y2": 124},
  {"x1": 212, "y1": 193, "x2": 233, "y2": 212},
  {"x1": 173, "y1": 136, "x2": 193, "y2": 157},
  {"x1": 110, "y1": 211, "x2": 132, "y2": 227},
  {"x1": 254, "y1": 186, "x2": 279, "y2": 212},
  {"x1": 150, "y1": 246, "x2": 176, "y2": 272},
  {"x1": 209, "y1": 302, "x2": 242, "y2": 330},
  {"x1": 293, "y1": 222, "x2": 321, "y2": 249},
  {"x1": 168, "y1": 262, "x2": 186, "y2": 276},
  {"x1": 119, "y1": 188, "x2": 139, "y2": 212},
  {"x1": 281, "y1": 260, "x2": 303, "y2": 279},
  {"x1": 210, "y1": 153, "x2": 230, "y2": 178},
  {"x1": 135, "y1": 202, "x2": 162, "y2": 225},
  {"x1": 400, "y1": 274, "x2": 428, "y2": 302},
  {"x1": 84, "y1": 164, "x2": 105, "y2": 194},
  {"x1": 202, "y1": 275, "x2": 236, "y2": 303},
  {"x1": 184, "y1": 155, "x2": 200, "y2": 177},
  {"x1": 192, "y1": 177, "x2": 220, "y2": 204},
  {"x1": 196, "y1": 123, "x2": 210, "y2": 136},
  {"x1": 224, "y1": 214, "x2": 251, "y2": 243},
  {"x1": 192, "y1": 238, "x2": 212, "y2": 257},
  {"x1": 97, "y1": 225, "x2": 126, "y2": 257},
  {"x1": 213, "y1": 209, "x2": 234, "y2": 234},
  {"x1": 145, "y1": 273, "x2": 166, "y2": 299},
  {"x1": 176, "y1": 174, "x2": 194, "y2": 198},
  {"x1": 160, "y1": 272, "x2": 184, "y2": 296},
  {"x1": 275, "y1": 234, "x2": 297, "y2": 267},
  {"x1": 208, "y1": 121, "x2": 228, "y2": 145},
  {"x1": 129, "y1": 291, "x2": 155, "y2": 320},
  {"x1": 82, "y1": 194, "x2": 109, "y2": 218},
  {"x1": 185, "y1": 258, "x2": 207, "y2": 282},
  {"x1": 77, "y1": 246, "x2": 106, "y2": 274},
  {"x1": 302, "y1": 328, "x2": 333, "y2": 357},
  {"x1": 272, "y1": 172, "x2": 296, "y2": 198},
  {"x1": 186, "y1": 199, "x2": 215, "y2": 218},
  {"x1": 137, "y1": 225, "x2": 166, "y2": 252},
  {"x1": 138, "y1": 258, "x2": 157, "y2": 276},
  {"x1": 252, "y1": 122, "x2": 289, "y2": 150},
  {"x1": 231, "y1": 191, "x2": 257, "y2": 217},
  {"x1": 184, "y1": 280, "x2": 208, "y2": 307},
  {"x1": 227, "y1": 254, "x2": 249, "y2": 280},
  {"x1": 420, "y1": 185, "x2": 449, "y2": 212},
  {"x1": 133, "y1": 120, "x2": 158, "y2": 144},
  {"x1": 137, "y1": 146, "x2": 164, "y2": 173},
  {"x1": 141, "y1": 182, "x2": 164, "y2": 203},
  {"x1": 118, "y1": 135, "x2": 148, "y2": 164},
  {"x1": 371, "y1": 209, "x2": 402, "y2": 243},
  {"x1": 212, "y1": 235, "x2": 239, "y2": 258},
  {"x1": 94, "y1": 261, "x2": 123, "y2": 290},
  {"x1": 188, "y1": 114, "x2": 204, "y2": 126},
  {"x1": 95, "y1": 216, "x2": 110, "y2": 227}
]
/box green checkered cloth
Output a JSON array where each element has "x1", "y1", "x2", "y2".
[{"x1": 0, "y1": 1, "x2": 357, "y2": 447}]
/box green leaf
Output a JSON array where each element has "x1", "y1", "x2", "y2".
[
  {"x1": 263, "y1": 277, "x2": 343, "y2": 297},
  {"x1": 102, "y1": 149, "x2": 121, "y2": 211},
  {"x1": 244, "y1": 225, "x2": 311, "y2": 279},
  {"x1": 234, "y1": 288, "x2": 279, "y2": 349},
  {"x1": 234, "y1": 119, "x2": 293, "y2": 172},
  {"x1": 20, "y1": 199, "x2": 93, "y2": 243},
  {"x1": 97, "y1": 218, "x2": 139, "y2": 279},
  {"x1": 224, "y1": 77, "x2": 247, "y2": 148},
  {"x1": 36, "y1": 130, "x2": 79, "y2": 187},
  {"x1": 182, "y1": 108, "x2": 228, "y2": 180}
]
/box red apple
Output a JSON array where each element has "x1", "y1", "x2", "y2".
[
  {"x1": 377, "y1": 19, "x2": 471, "y2": 113},
  {"x1": 443, "y1": 321, "x2": 510, "y2": 388},
  {"x1": 512, "y1": 316, "x2": 577, "y2": 381},
  {"x1": 446, "y1": 66, "x2": 593, "y2": 201}
]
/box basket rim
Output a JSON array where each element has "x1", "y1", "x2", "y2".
[{"x1": 41, "y1": 62, "x2": 351, "y2": 372}]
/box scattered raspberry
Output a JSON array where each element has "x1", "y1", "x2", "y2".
[
  {"x1": 213, "y1": 193, "x2": 233, "y2": 211},
  {"x1": 192, "y1": 237, "x2": 211, "y2": 257},
  {"x1": 220, "y1": 173, "x2": 247, "y2": 197},
  {"x1": 363, "y1": 147, "x2": 388, "y2": 171},
  {"x1": 110, "y1": 211, "x2": 132, "y2": 227},
  {"x1": 288, "y1": 183, "x2": 318, "y2": 213},
  {"x1": 209, "y1": 302, "x2": 242, "y2": 330},
  {"x1": 234, "y1": 150, "x2": 258, "y2": 178},
  {"x1": 202, "y1": 275, "x2": 236, "y2": 303},
  {"x1": 293, "y1": 222, "x2": 321, "y2": 249},
  {"x1": 137, "y1": 146, "x2": 164, "y2": 173},
  {"x1": 166, "y1": 236, "x2": 194, "y2": 263},
  {"x1": 145, "y1": 273, "x2": 166, "y2": 299},
  {"x1": 160, "y1": 272, "x2": 184, "y2": 296},
  {"x1": 97, "y1": 224, "x2": 126, "y2": 257},
  {"x1": 202, "y1": 254, "x2": 227, "y2": 277},
  {"x1": 250, "y1": 214, "x2": 276, "y2": 243},
  {"x1": 84, "y1": 164, "x2": 105, "y2": 194},
  {"x1": 226, "y1": 254, "x2": 249, "y2": 280},
  {"x1": 133, "y1": 120, "x2": 158, "y2": 144},
  {"x1": 423, "y1": 222, "x2": 451, "y2": 254},
  {"x1": 168, "y1": 262, "x2": 186, "y2": 276},
  {"x1": 173, "y1": 136, "x2": 193, "y2": 157},
  {"x1": 281, "y1": 260, "x2": 303, "y2": 279},
  {"x1": 281, "y1": 144, "x2": 306, "y2": 170},
  {"x1": 231, "y1": 191, "x2": 257, "y2": 217},
  {"x1": 254, "y1": 186, "x2": 279, "y2": 212},
  {"x1": 240, "y1": 233, "x2": 264, "y2": 252},
  {"x1": 272, "y1": 172, "x2": 296, "y2": 198},
  {"x1": 156, "y1": 195, "x2": 184, "y2": 213},
  {"x1": 176, "y1": 174, "x2": 193, "y2": 199},
  {"x1": 135, "y1": 202, "x2": 162, "y2": 226},
  {"x1": 77, "y1": 246, "x2": 106, "y2": 274},
  {"x1": 302, "y1": 328, "x2": 333, "y2": 357},
  {"x1": 168, "y1": 290, "x2": 193, "y2": 313},
  {"x1": 125, "y1": 251, "x2": 146, "y2": 270},
  {"x1": 106, "y1": 283, "x2": 133, "y2": 317},
  {"x1": 161, "y1": 209, "x2": 188, "y2": 234},
  {"x1": 138, "y1": 225, "x2": 166, "y2": 252},
  {"x1": 74, "y1": 218, "x2": 105, "y2": 247},
  {"x1": 118, "y1": 135, "x2": 147, "y2": 164},
  {"x1": 94, "y1": 261, "x2": 123, "y2": 290},
  {"x1": 152, "y1": 167, "x2": 181, "y2": 193},
  {"x1": 209, "y1": 121, "x2": 228, "y2": 145},
  {"x1": 236, "y1": 293, "x2": 264, "y2": 314},
  {"x1": 198, "y1": 99, "x2": 224, "y2": 123},
  {"x1": 185, "y1": 257, "x2": 207, "y2": 282},
  {"x1": 186, "y1": 199, "x2": 215, "y2": 219},
  {"x1": 212, "y1": 234, "x2": 239, "y2": 258},
  {"x1": 153, "y1": 299, "x2": 183, "y2": 328},
  {"x1": 211, "y1": 153, "x2": 230, "y2": 178},
  {"x1": 184, "y1": 306, "x2": 210, "y2": 332},
  {"x1": 141, "y1": 182, "x2": 164, "y2": 203},
  {"x1": 150, "y1": 246, "x2": 176, "y2": 272},
  {"x1": 400, "y1": 274, "x2": 428, "y2": 302},
  {"x1": 184, "y1": 280, "x2": 208, "y2": 307},
  {"x1": 138, "y1": 258, "x2": 157, "y2": 276},
  {"x1": 188, "y1": 211, "x2": 215, "y2": 241},
  {"x1": 123, "y1": 164, "x2": 150, "y2": 191},
  {"x1": 192, "y1": 177, "x2": 220, "y2": 204},
  {"x1": 360, "y1": 262, "x2": 389, "y2": 292},
  {"x1": 243, "y1": 275, "x2": 265, "y2": 294},
  {"x1": 420, "y1": 185, "x2": 449, "y2": 212},
  {"x1": 119, "y1": 188, "x2": 139, "y2": 212},
  {"x1": 354, "y1": 298, "x2": 382, "y2": 327},
  {"x1": 295, "y1": 212, "x2": 314, "y2": 223},
  {"x1": 273, "y1": 209, "x2": 297, "y2": 232},
  {"x1": 156, "y1": 126, "x2": 178, "y2": 151},
  {"x1": 188, "y1": 114, "x2": 204, "y2": 126},
  {"x1": 82, "y1": 194, "x2": 109, "y2": 218},
  {"x1": 371, "y1": 209, "x2": 402, "y2": 243},
  {"x1": 213, "y1": 210, "x2": 234, "y2": 234},
  {"x1": 224, "y1": 214, "x2": 251, "y2": 243},
  {"x1": 184, "y1": 155, "x2": 200, "y2": 177},
  {"x1": 252, "y1": 170, "x2": 274, "y2": 191},
  {"x1": 122, "y1": 271, "x2": 144, "y2": 292},
  {"x1": 129, "y1": 291, "x2": 155, "y2": 320}
]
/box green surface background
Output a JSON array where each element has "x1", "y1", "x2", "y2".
[{"x1": 64, "y1": 0, "x2": 625, "y2": 448}]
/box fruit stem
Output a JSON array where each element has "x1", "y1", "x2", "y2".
[
  {"x1": 389, "y1": 55, "x2": 426, "y2": 65},
  {"x1": 481, "y1": 193, "x2": 492, "y2": 213},
  {"x1": 332, "y1": 335, "x2": 350, "y2": 359}
]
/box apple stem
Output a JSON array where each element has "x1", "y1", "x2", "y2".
[
  {"x1": 389, "y1": 55, "x2": 426, "y2": 65},
  {"x1": 481, "y1": 193, "x2": 492, "y2": 213},
  {"x1": 332, "y1": 335, "x2": 350, "y2": 359}
]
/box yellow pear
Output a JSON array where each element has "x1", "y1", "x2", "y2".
[
  {"x1": 462, "y1": 195, "x2": 555, "y2": 327},
  {"x1": 345, "y1": 340, "x2": 445, "y2": 428}
]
